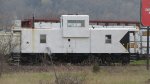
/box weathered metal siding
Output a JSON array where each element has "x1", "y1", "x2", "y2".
[
  {"x1": 18, "y1": 15, "x2": 139, "y2": 54},
  {"x1": 20, "y1": 28, "x2": 137, "y2": 54}
]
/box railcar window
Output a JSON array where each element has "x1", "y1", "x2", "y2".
[
  {"x1": 67, "y1": 20, "x2": 85, "y2": 27},
  {"x1": 105, "y1": 35, "x2": 111, "y2": 44},
  {"x1": 40, "y1": 34, "x2": 46, "y2": 43}
]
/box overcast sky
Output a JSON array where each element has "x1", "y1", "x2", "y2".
[{"x1": 0, "y1": 0, "x2": 141, "y2": 22}]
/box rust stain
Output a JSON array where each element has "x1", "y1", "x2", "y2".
[{"x1": 32, "y1": 29, "x2": 35, "y2": 53}]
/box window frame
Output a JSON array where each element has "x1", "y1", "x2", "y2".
[
  {"x1": 40, "y1": 34, "x2": 46, "y2": 43},
  {"x1": 67, "y1": 20, "x2": 85, "y2": 27},
  {"x1": 105, "y1": 35, "x2": 112, "y2": 44}
]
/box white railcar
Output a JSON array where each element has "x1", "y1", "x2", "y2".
[{"x1": 12, "y1": 15, "x2": 139, "y2": 64}]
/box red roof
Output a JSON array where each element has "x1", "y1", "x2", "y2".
[{"x1": 21, "y1": 18, "x2": 140, "y2": 28}]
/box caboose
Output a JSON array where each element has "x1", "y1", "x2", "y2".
[{"x1": 12, "y1": 15, "x2": 139, "y2": 64}]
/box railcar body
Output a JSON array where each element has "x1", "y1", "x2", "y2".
[{"x1": 11, "y1": 15, "x2": 140, "y2": 64}]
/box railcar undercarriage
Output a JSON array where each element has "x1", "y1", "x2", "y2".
[{"x1": 11, "y1": 53, "x2": 131, "y2": 65}]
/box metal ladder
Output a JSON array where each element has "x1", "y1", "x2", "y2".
[{"x1": 10, "y1": 53, "x2": 20, "y2": 66}]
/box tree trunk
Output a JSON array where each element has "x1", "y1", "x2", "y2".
[{"x1": 0, "y1": 54, "x2": 4, "y2": 77}]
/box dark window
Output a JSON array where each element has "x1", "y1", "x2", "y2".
[
  {"x1": 105, "y1": 35, "x2": 111, "y2": 44},
  {"x1": 40, "y1": 34, "x2": 46, "y2": 43},
  {"x1": 67, "y1": 20, "x2": 85, "y2": 27}
]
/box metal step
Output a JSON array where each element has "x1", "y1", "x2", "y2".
[
  {"x1": 10, "y1": 53, "x2": 21, "y2": 66},
  {"x1": 130, "y1": 54, "x2": 139, "y2": 60}
]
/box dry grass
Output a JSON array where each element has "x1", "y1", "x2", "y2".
[
  {"x1": 0, "y1": 72, "x2": 54, "y2": 84},
  {"x1": 86, "y1": 66, "x2": 150, "y2": 84},
  {"x1": 0, "y1": 66, "x2": 150, "y2": 84}
]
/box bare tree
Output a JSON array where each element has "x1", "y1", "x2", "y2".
[{"x1": 0, "y1": 31, "x2": 20, "y2": 77}]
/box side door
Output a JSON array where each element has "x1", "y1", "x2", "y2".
[{"x1": 63, "y1": 38, "x2": 75, "y2": 53}]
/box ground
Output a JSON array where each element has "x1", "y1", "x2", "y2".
[{"x1": 0, "y1": 65, "x2": 150, "y2": 84}]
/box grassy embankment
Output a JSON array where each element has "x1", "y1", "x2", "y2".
[
  {"x1": 130, "y1": 60, "x2": 146, "y2": 65},
  {"x1": 0, "y1": 66, "x2": 149, "y2": 84}
]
